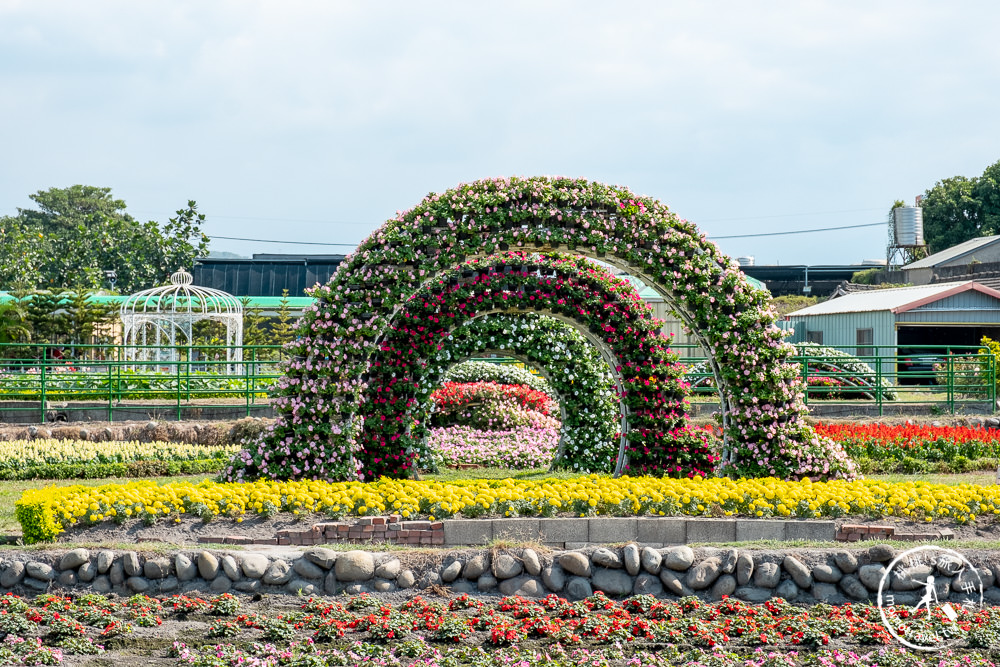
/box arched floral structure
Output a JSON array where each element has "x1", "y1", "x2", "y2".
[
  {"x1": 415, "y1": 313, "x2": 620, "y2": 473},
  {"x1": 358, "y1": 254, "x2": 711, "y2": 479},
  {"x1": 225, "y1": 176, "x2": 857, "y2": 484}
]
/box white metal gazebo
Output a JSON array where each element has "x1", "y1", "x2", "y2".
[{"x1": 120, "y1": 268, "x2": 243, "y2": 372}]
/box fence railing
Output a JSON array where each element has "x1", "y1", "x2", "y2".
[
  {"x1": 0, "y1": 343, "x2": 287, "y2": 422},
  {"x1": 674, "y1": 343, "x2": 997, "y2": 415},
  {"x1": 2, "y1": 342, "x2": 997, "y2": 422}
]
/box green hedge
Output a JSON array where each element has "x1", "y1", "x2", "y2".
[
  {"x1": 0, "y1": 369, "x2": 278, "y2": 401},
  {"x1": 0, "y1": 458, "x2": 225, "y2": 481}
]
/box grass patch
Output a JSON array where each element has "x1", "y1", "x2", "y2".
[
  {"x1": 0, "y1": 539, "x2": 224, "y2": 553},
  {"x1": 424, "y1": 466, "x2": 599, "y2": 482},
  {"x1": 693, "y1": 538, "x2": 1000, "y2": 550},
  {"x1": 868, "y1": 471, "x2": 997, "y2": 486}
]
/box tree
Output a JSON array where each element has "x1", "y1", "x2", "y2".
[
  {"x1": 1, "y1": 186, "x2": 209, "y2": 292},
  {"x1": 64, "y1": 292, "x2": 115, "y2": 348},
  {"x1": 920, "y1": 175, "x2": 985, "y2": 253},
  {"x1": 23, "y1": 291, "x2": 69, "y2": 346},
  {"x1": 241, "y1": 298, "x2": 270, "y2": 348},
  {"x1": 0, "y1": 218, "x2": 43, "y2": 290},
  {"x1": 270, "y1": 289, "x2": 299, "y2": 347}
]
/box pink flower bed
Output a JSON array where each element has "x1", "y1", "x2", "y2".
[{"x1": 428, "y1": 425, "x2": 559, "y2": 469}]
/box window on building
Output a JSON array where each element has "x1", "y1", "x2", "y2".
[
  {"x1": 807, "y1": 331, "x2": 823, "y2": 344},
  {"x1": 856, "y1": 328, "x2": 874, "y2": 358}
]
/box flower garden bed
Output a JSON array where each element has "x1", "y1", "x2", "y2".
[
  {"x1": 16, "y1": 475, "x2": 1000, "y2": 544},
  {"x1": 5, "y1": 590, "x2": 1000, "y2": 666},
  {"x1": 0, "y1": 545, "x2": 1000, "y2": 662},
  {"x1": 0, "y1": 439, "x2": 237, "y2": 481},
  {"x1": 814, "y1": 422, "x2": 1000, "y2": 474}
]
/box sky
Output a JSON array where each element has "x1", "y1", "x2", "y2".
[{"x1": 3, "y1": 1, "x2": 1000, "y2": 266}]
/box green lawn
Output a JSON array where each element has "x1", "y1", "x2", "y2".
[
  {"x1": 424, "y1": 466, "x2": 596, "y2": 482},
  {"x1": 868, "y1": 471, "x2": 997, "y2": 486}
]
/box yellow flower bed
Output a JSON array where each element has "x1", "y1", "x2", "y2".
[
  {"x1": 16, "y1": 475, "x2": 1000, "y2": 543},
  {"x1": 0, "y1": 439, "x2": 238, "y2": 469}
]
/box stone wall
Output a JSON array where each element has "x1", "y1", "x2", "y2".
[{"x1": 2, "y1": 544, "x2": 997, "y2": 605}]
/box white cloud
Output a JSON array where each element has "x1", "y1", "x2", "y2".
[{"x1": 2, "y1": 0, "x2": 1000, "y2": 263}]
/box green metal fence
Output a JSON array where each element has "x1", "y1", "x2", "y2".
[
  {"x1": 675, "y1": 344, "x2": 997, "y2": 415},
  {"x1": 3, "y1": 342, "x2": 997, "y2": 422},
  {"x1": 0, "y1": 343, "x2": 286, "y2": 422}
]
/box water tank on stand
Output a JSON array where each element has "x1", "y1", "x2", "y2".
[{"x1": 893, "y1": 206, "x2": 925, "y2": 247}]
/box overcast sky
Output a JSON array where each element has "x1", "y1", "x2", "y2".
[{"x1": 3, "y1": 1, "x2": 999, "y2": 266}]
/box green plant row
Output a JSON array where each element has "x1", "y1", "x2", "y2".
[
  {"x1": 0, "y1": 369, "x2": 278, "y2": 400},
  {"x1": 1, "y1": 458, "x2": 225, "y2": 481},
  {"x1": 854, "y1": 456, "x2": 1000, "y2": 475}
]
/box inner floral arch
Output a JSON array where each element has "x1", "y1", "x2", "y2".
[
  {"x1": 403, "y1": 312, "x2": 621, "y2": 474},
  {"x1": 224, "y1": 176, "x2": 857, "y2": 484},
  {"x1": 358, "y1": 255, "x2": 698, "y2": 479}
]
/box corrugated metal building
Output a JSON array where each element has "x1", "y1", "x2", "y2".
[
  {"x1": 193, "y1": 254, "x2": 346, "y2": 297},
  {"x1": 781, "y1": 281, "x2": 1000, "y2": 352},
  {"x1": 902, "y1": 236, "x2": 1000, "y2": 285}
]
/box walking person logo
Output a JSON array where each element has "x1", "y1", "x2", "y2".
[{"x1": 877, "y1": 545, "x2": 984, "y2": 651}]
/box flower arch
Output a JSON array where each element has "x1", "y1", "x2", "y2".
[
  {"x1": 356, "y1": 253, "x2": 712, "y2": 479},
  {"x1": 403, "y1": 312, "x2": 621, "y2": 473},
  {"x1": 225, "y1": 176, "x2": 857, "y2": 483}
]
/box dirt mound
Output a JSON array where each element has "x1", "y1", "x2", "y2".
[{"x1": 0, "y1": 417, "x2": 274, "y2": 445}]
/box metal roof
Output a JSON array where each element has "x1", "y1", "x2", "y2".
[
  {"x1": 621, "y1": 273, "x2": 767, "y2": 302},
  {"x1": 786, "y1": 281, "x2": 1000, "y2": 316},
  {"x1": 0, "y1": 292, "x2": 314, "y2": 309},
  {"x1": 903, "y1": 235, "x2": 1000, "y2": 270}
]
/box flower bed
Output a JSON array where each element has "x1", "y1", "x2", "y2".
[
  {"x1": 430, "y1": 381, "x2": 556, "y2": 429},
  {"x1": 815, "y1": 422, "x2": 1000, "y2": 473},
  {"x1": 18, "y1": 475, "x2": 1000, "y2": 543},
  {"x1": 427, "y1": 425, "x2": 559, "y2": 469},
  {"x1": 444, "y1": 360, "x2": 556, "y2": 399},
  {"x1": 0, "y1": 439, "x2": 238, "y2": 480},
  {"x1": 2, "y1": 591, "x2": 1000, "y2": 663},
  {"x1": 427, "y1": 380, "x2": 560, "y2": 469}
]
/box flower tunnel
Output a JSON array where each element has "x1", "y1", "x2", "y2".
[
  {"x1": 392, "y1": 312, "x2": 621, "y2": 474},
  {"x1": 225, "y1": 176, "x2": 857, "y2": 484},
  {"x1": 355, "y1": 252, "x2": 716, "y2": 480}
]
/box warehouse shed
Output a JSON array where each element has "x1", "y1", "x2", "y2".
[
  {"x1": 902, "y1": 235, "x2": 1000, "y2": 285},
  {"x1": 782, "y1": 281, "x2": 1000, "y2": 353}
]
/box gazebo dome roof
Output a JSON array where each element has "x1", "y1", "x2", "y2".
[{"x1": 120, "y1": 268, "x2": 242, "y2": 317}]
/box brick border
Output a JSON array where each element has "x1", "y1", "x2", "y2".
[
  {"x1": 190, "y1": 516, "x2": 957, "y2": 548},
  {"x1": 198, "y1": 516, "x2": 445, "y2": 547},
  {"x1": 835, "y1": 523, "x2": 954, "y2": 542}
]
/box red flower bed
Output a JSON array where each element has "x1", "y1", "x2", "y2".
[
  {"x1": 431, "y1": 381, "x2": 554, "y2": 416},
  {"x1": 814, "y1": 421, "x2": 1000, "y2": 471}
]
